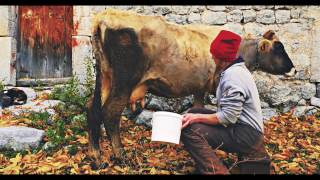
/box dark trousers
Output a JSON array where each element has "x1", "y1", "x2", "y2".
[{"x1": 181, "y1": 108, "x2": 271, "y2": 175}]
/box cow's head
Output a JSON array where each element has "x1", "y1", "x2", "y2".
[{"x1": 240, "y1": 30, "x2": 296, "y2": 77}]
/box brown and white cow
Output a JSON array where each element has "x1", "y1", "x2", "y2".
[{"x1": 87, "y1": 9, "x2": 296, "y2": 165}]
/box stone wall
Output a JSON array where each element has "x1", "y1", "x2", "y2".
[
  {"x1": 72, "y1": 5, "x2": 320, "y2": 117},
  {"x1": 0, "y1": 6, "x2": 17, "y2": 86}
]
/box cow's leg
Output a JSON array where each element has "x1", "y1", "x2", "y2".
[
  {"x1": 193, "y1": 92, "x2": 205, "y2": 108},
  {"x1": 129, "y1": 83, "x2": 148, "y2": 112},
  {"x1": 86, "y1": 95, "x2": 103, "y2": 166},
  {"x1": 101, "y1": 95, "x2": 130, "y2": 159}
]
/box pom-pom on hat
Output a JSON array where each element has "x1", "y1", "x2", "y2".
[{"x1": 210, "y1": 30, "x2": 242, "y2": 62}]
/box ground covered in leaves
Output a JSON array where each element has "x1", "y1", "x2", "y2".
[
  {"x1": 0, "y1": 81, "x2": 319, "y2": 174},
  {"x1": 0, "y1": 94, "x2": 195, "y2": 174}
]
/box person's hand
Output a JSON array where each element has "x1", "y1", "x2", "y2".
[{"x1": 182, "y1": 113, "x2": 203, "y2": 129}]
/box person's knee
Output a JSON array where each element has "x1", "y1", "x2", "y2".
[
  {"x1": 181, "y1": 123, "x2": 208, "y2": 143},
  {"x1": 181, "y1": 124, "x2": 202, "y2": 140},
  {"x1": 188, "y1": 108, "x2": 204, "y2": 114},
  {"x1": 188, "y1": 108, "x2": 216, "y2": 114}
]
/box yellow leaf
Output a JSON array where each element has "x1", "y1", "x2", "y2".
[
  {"x1": 215, "y1": 150, "x2": 228, "y2": 158},
  {"x1": 150, "y1": 167, "x2": 157, "y2": 174},
  {"x1": 54, "y1": 155, "x2": 69, "y2": 163},
  {"x1": 77, "y1": 136, "x2": 88, "y2": 144},
  {"x1": 288, "y1": 132, "x2": 294, "y2": 138},
  {"x1": 114, "y1": 165, "x2": 125, "y2": 173},
  {"x1": 52, "y1": 162, "x2": 67, "y2": 169},
  {"x1": 287, "y1": 162, "x2": 299, "y2": 169},
  {"x1": 37, "y1": 165, "x2": 52, "y2": 173},
  {"x1": 124, "y1": 138, "x2": 134, "y2": 145},
  {"x1": 309, "y1": 152, "x2": 320, "y2": 159},
  {"x1": 10, "y1": 153, "x2": 22, "y2": 164},
  {"x1": 287, "y1": 162, "x2": 301, "y2": 174},
  {"x1": 155, "y1": 153, "x2": 163, "y2": 158},
  {"x1": 160, "y1": 170, "x2": 170, "y2": 175},
  {"x1": 74, "y1": 152, "x2": 85, "y2": 162},
  {"x1": 70, "y1": 168, "x2": 79, "y2": 174},
  {"x1": 273, "y1": 154, "x2": 288, "y2": 160}
]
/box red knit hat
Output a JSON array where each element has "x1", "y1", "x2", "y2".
[{"x1": 210, "y1": 30, "x2": 242, "y2": 62}]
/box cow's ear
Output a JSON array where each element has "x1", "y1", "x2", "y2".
[
  {"x1": 263, "y1": 30, "x2": 276, "y2": 40},
  {"x1": 258, "y1": 39, "x2": 272, "y2": 53}
]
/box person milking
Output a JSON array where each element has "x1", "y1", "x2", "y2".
[{"x1": 180, "y1": 30, "x2": 271, "y2": 174}]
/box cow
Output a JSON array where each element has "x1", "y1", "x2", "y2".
[{"x1": 86, "y1": 9, "x2": 296, "y2": 166}]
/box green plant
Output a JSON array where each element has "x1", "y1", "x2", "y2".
[
  {"x1": 0, "y1": 79, "x2": 5, "y2": 92},
  {"x1": 46, "y1": 119, "x2": 66, "y2": 149},
  {"x1": 45, "y1": 57, "x2": 96, "y2": 151},
  {"x1": 70, "y1": 114, "x2": 87, "y2": 136},
  {"x1": 27, "y1": 111, "x2": 51, "y2": 128},
  {"x1": 83, "y1": 57, "x2": 95, "y2": 98},
  {"x1": 0, "y1": 150, "x2": 28, "y2": 159},
  {"x1": 49, "y1": 57, "x2": 95, "y2": 109},
  {"x1": 67, "y1": 145, "x2": 78, "y2": 156}
]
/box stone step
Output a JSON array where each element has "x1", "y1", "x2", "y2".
[{"x1": 0, "y1": 126, "x2": 45, "y2": 151}]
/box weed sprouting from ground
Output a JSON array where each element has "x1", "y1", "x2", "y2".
[{"x1": 0, "y1": 80, "x2": 4, "y2": 92}]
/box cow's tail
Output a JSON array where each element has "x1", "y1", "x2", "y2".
[{"x1": 103, "y1": 28, "x2": 148, "y2": 95}]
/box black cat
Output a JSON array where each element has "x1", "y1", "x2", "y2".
[{"x1": 0, "y1": 88, "x2": 28, "y2": 108}]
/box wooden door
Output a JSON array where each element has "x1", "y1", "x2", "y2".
[{"x1": 17, "y1": 6, "x2": 73, "y2": 83}]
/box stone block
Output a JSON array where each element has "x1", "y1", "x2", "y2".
[
  {"x1": 316, "y1": 83, "x2": 320, "y2": 98},
  {"x1": 311, "y1": 96, "x2": 320, "y2": 107},
  {"x1": 201, "y1": 11, "x2": 227, "y2": 25},
  {"x1": 256, "y1": 10, "x2": 276, "y2": 24},
  {"x1": 310, "y1": 28, "x2": 320, "y2": 82},
  {"x1": 189, "y1": 6, "x2": 205, "y2": 13},
  {"x1": 187, "y1": 12, "x2": 201, "y2": 24},
  {"x1": 243, "y1": 10, "x2": 256, "y2": 23},
  {"x1": 275, "y1": 10, "x2": 291, "y2": 23},
  {"x1": 73, "y1": 16, "x2": 92, "y2": 36},
  {"x1": 152, "y1": 6, "x2": 171, "y2": 15},
  {"x1": 171, "y1": 6, "x2": 190, "y2": 15},
  {"x1": 72, "y1": 36, "x2": 93, "y2": 83},
  {"x1": 291, "y1": 8, "x2": 301, "y2": 19},
  {"x1": 227, "y1": 10, "x2": 243, "y2": 23},
  {"x1": 206, "y1": 6, "x2": 226, "y2": 11},
  {"x1": 300, "y1": 83, "x2": 316, "y2": 100},
  {"x1": 0, "y1": 7, "x2": 9, "y2": 36},
  {"x1": 262, "y1": 108, "x2": 278, "y2": 121},
  {"x1": 73, "y1": 6, "x2": 91, "y2": 17},
  {"x1": 134, "y1": 110, "x2": 153, "y2": 128},
  {"x1": 165, "y1": 14, "x2": 187, "y2": 24},
  {"x1": 252, "y1": 6, "x2": 268, "y2": 10},
  {"x1": 223, "y1": 23, "x2": 244, "y2": 35},
  {"x1": 0, "y1": 37, "x2": 15, "y2": 85},
  {"x1": 243, "y1": 22, "x2": 265, "y2": 36},
  {"x1": 0, "y1": 126, "x2": 45, "y2": 151}
]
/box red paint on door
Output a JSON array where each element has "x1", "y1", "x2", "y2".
[{"x1": 18, "y1": 6, "x2": 73, "y2": 79}]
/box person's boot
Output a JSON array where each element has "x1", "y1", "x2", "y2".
[{"x1": 237, "y1": 144, "x2": 271, "y2": 174}]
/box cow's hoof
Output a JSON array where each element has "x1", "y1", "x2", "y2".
[{"x1": 111, "y1": 148, "x2": 136, "y2": 167}]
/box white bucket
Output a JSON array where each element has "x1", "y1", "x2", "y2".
[{"x1": 151, "y1": 111, "x2": 183, "y2": 144}]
